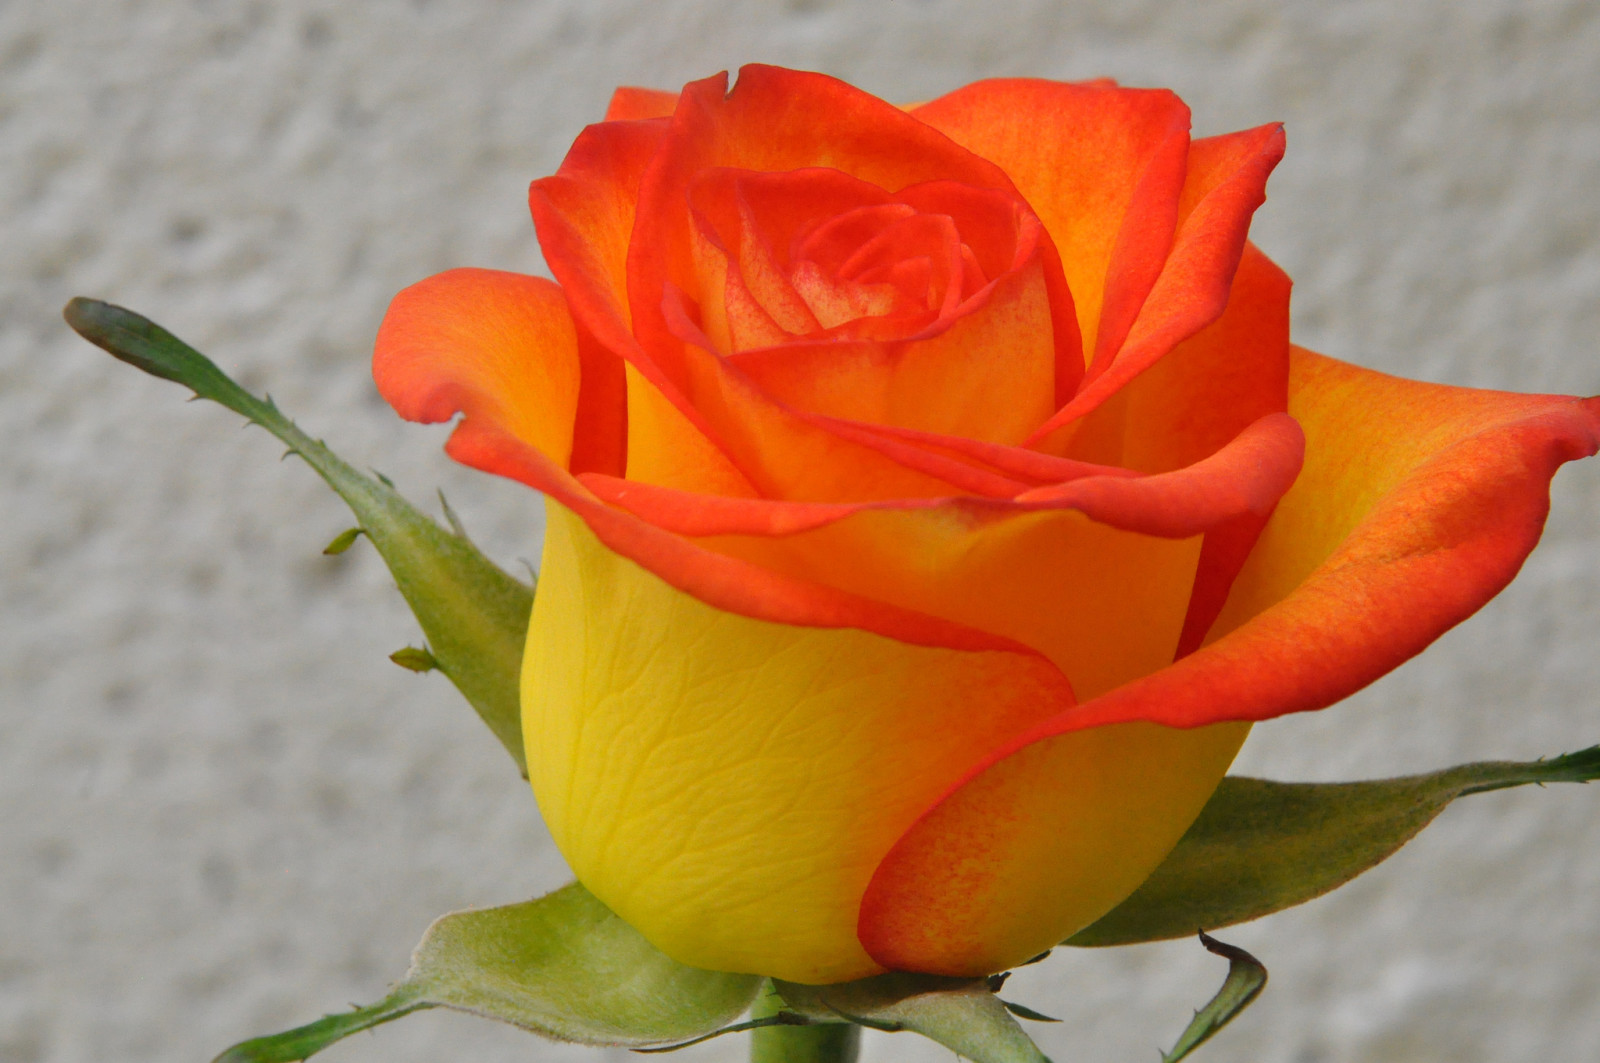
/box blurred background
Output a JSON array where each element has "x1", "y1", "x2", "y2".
[{"x1": 4, "y1": 1, "x2": 1600, "y2": 1060}]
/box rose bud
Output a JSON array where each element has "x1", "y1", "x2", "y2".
[{"x1": 373, "y1": 66, "x2": 1600, "y2": 984}]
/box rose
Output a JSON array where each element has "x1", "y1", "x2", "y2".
[{"x1": 373, "y1": 66, "x2": 1600, "y2": 985}]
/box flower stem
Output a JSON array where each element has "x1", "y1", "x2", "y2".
[{"x1": 749, "y1": 983, "x2": 860, "y2": 1063}]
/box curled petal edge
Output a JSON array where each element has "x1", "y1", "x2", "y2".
[
  {"x1": 576, "y1": 412, "x2": 1304, "y2": 540},
  {"x1": 859, "y1": 354, "x2": 1600, "y2": 974}
]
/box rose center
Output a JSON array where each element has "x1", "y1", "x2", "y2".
[
  {"x1": 787, "y1": 204, "x2": 990, "y2": 329},
  {"x1": 688, "y1": 167, "x2": 1040, "y2": 348}
]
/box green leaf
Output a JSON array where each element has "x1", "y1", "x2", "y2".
[
  {"x1": 212, "y1": 883, "x2": 762, "y2": 1060},
  {"x1": 1161, "y1": 932, "x2": 1267, "y2": 1063},
  {"x1": 65, "y1": 298, "x2": 532, "y2": 776},
  {"x1": 1068, "y1": 745, "x2": 1600, "y2": 948},
  {"x1": 774, "y1": 972, "x2": 1051, "y2": 1063}
]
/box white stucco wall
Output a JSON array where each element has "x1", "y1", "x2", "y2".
[{"x1": 4, "y1": 2, "x2": 1600, "y2": 1061}]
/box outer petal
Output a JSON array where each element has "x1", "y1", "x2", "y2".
[
  {"x1": 524, "y1": 504, "x2": 1078, "y2": 984},
  {"x1": 583, "y1": 413, "x2": 1301, "y2": 704},
  {"x1": 860, "y1": 350, "x2": 1600, "y2": 975},
  {"x1": 374, "y1": 269, "x2": 583, "y2": 469},
  {"x1": 1085, "y1": 242, "x2": 1294, "y2": 654},
  {"x1": 528, "y1": 115, "x2": 665, "y2": 353},
  {"x1": 372, "y1": 267, "x2": 1039, "y2": 658}
]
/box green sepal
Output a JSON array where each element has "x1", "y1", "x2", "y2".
[
  {"x1": 1161, "y1": 932, "x2": 1267, "y2": 1063},
  {"x1": 212, "y1": 883, "x2": 762, "y2": 1060},
  {"x1": 1069, "y1": 745, "x2": 1600, "y2": 948},
  {"x1": 65, "y1": 298, "x2": 532, "y2": 776},
  {"x1": 772, "y1": 972, "x2": 1052, "y2": 1063},
  {"x1": 211, "y1": 989, "x2": 428, "y2": 1063}
]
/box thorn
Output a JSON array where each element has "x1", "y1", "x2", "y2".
[
  {"x1": 323, "y1": 527, "x2": 365, "y2": 555},
  {"x1": 999, "y1": 998, "x2": 1063, "y2": 1023},
  {"x1": 437, "y1": 490, "x2": 470, "y2": 540},
  {"x1": 389, "y1": 646, "x2": 438, "y2": 673},
  {"x1": 373, "y1": 470, "x2": 395, "y2": 488}
]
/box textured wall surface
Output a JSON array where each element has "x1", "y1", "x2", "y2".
[{"x1": 5, "y1": 2, "x2": 1600, "y2": 1061}]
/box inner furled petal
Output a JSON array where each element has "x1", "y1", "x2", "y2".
[
  {"x1": 688, "y1": 168, "x2": 879, "y2": 339},
  {"x1": 680, "y1": 162, "x2": 1061, "y2": 446},
  {"x1": 829, "y1": 212, "x2": 966, "y2": 320},
  {"x1": 791, "y1": 259, "x2": 901, "y2": 329},
  {"x1": 792, "y1": 202, "x2": 920, "y2": 270},
  {"x1": 864, "y1": 256, "x2": 935, "y2": 300},
  {"x1": 893, "y1": 181, "x2": 1032, "y2": 277},
  {"x1": 731, "y1": 250, "x2": 1059, "y2": 446},
  {"x1": 687, "y1": 166, "x2": 1040, "y2": 353}
]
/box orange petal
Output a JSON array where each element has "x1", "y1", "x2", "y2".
[
  {"x1": 604, "y1": 85, "x2": 679, "y2": 121},
  {"x1": 660, "y1": 285, "x2": 1016, "y2": 501},
  {"x1": 373, "y1": 273, "x2": 1046, "y2": 656},
  {"x1": 800, "y1": 417, "x2": 1143, "y2": 488},
  {"x1": 913, "y1": 79, "x2": 1191, "y2": 364},
  {"x1": 528, "y1": 113, "x2": 667, "y2": 359},
  {"x1": 373, "y1": 268, "x2": 584, "y2": 470},
  {"x1": 1109, "y1": 242, "x2": 1293, "y2": 653},
  {"x1": 1029, "y1": 123, "x2": 1286, "y2": 448},
  {"x1": 860, "y1": 718, "x2": 1250, "y2": 976},
  {"x1": 630, "y1": 65, "x2": 1081, "y2": 393},
  {"x1": 859, "y1": 351, "x2": 1600, "y2": 976},
  {"x1": 582, "y1": 411, "x2": 1301, "y2": 541},
  {"x1": 730, "y1": 252, "x2": 1058, "y2": 447},
  {"x1": 584, "y1": 411, "x2": 1302, "y2": 703}
]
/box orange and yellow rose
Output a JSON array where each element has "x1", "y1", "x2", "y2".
[{"x1": 373, "y1": 66, "x2": 1600, "y2": 985}]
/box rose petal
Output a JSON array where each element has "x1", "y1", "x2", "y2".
[
  {"x1": 582, "y1": 413, "x2": 1301, "y2": 705},
  {"x1": 371, "y1": 269, "x2": 1042, "y2": 656},
  {"x1": 528, "y1": 114, "x2": 666, "y2": 355},
  {"x1": 1029, "y1": 123, "x2": 1287, "y2": 449},
  {"x1": 913, "y1": 79, "x2": 1191, "y2": 367},
  {"x1": 859, "y1": 718, "x2": 1251, "y2": 976},
  {"x1": 581, "y1": 412, "x2": 1301, "y2": 542},
  {"x1": 604, "y1": 85, "x2": 679, "y2": 121},
  {"x1": 859, "y1": 351, "x2": 1600, "y2": 976},
  {"x1": 729, "y1": 253, "x2": 1058, "y2": 446},
  {"x1": 1080, "y1": 243, "x2": 1294, "y2": 654},
  {"x1": 630, "y1": 65, "x2": 1082, "y2": 396},
  {"x1": 529, "y1": 119, "x2": 773, "y2": 493},
  {"x1": 659, "y1": 286, "x2": 1022, "y2": 500},
  {"x1": 526, "y1": 504, "x2": 1074, "y2": 984},
  {"x1": 373, "y1": 269, "x2": 584, "y2": 469}
]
